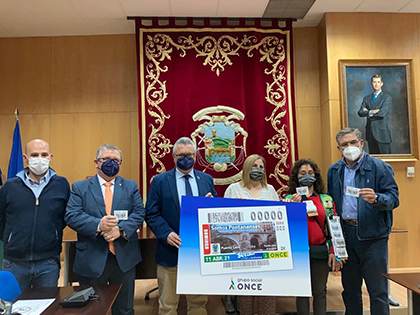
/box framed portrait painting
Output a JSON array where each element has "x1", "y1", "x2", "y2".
[{"x1": 339, "y1": 59, "x2": 418, "y2": 161}]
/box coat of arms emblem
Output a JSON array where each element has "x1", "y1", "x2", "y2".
[{"x1": 191, "y1": 106, "x2": 248, "y2": 185}]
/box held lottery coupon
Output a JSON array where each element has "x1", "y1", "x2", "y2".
[{"x1": 198, "y1": 205, "x2": 293, "y2": 276}]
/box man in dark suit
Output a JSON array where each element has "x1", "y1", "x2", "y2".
[
  {"x1": 65, "y1": 144, "x2": 145, "y2": 315},
  {"x1": 146, "y1": 137, "x2": 217, "y2": 315},
  {"x1": 358, "y1": 74, "x2": 392, "y2": 154}
]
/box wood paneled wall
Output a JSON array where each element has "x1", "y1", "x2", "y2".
[
  {"x1": 319, "y1": 12, "x2": 420, "y2": 268},
  {"x1": 293, "y1": 28, "x2": 323, "y2": 164},
  {"x1": 0, "y1": 35, "x2": 139, "y2": 185}
]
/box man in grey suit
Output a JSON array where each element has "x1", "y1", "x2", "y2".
[
  {"x1": 358, "y1": 74, "x2": 392, "y2": 154},
  {"x1": 65, "y1": 144, "x2": 145, "y2": 315}
]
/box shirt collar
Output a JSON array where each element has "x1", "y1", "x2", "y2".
[
  {"x1": 97, "y1": 174, "x2": 116, "y2": 186},
  {"x1": 25, "y1": 168, "x2": 50, "y2": 185},
  {"x1": 175, "y1": 167, "x2": 195, "y2": 179}
]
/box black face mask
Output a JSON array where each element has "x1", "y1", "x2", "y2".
[
  {"x1": 298, "y1": 174, "x2": 316, "y2": 187},
  {"x1": 101, "y1": 159, "x2": 120, "y2": 177},
  {"x1": 250, "y1": 168, "x2": 265, "y2": 181}
]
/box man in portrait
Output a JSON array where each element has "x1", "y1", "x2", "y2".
[{"x1": 357, "y1": 74, "x2": 392, "y2": 154}]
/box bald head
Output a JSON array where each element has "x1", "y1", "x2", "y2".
[
  {"x1": 23, "y1": 139, "x2": 53, "y2": 165},
  {"x1": 25, "y1": 139, "x2": 50, "y2": 155}
]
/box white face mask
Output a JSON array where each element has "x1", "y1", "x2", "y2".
[
  {"x1": 343, "y1": 146, "x2": 361, "y2": 162},
  {"x1": 28, "y1": 157, "x2": 50, "y2": 175}
]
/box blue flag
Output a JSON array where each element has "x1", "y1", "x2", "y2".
[{"x1": 7, "y1": 120, "x2": 24, "y2": 179}]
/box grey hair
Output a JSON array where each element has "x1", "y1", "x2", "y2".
[
  {"x1": 335, "y1": 127, "x2": 362, "y2": 144},
  {"x1": 96, "y1": 144, "x2": 123, "y2": 161},
  {"x1": 172, "y1": 137, "x2": 196, "y2": 155}
]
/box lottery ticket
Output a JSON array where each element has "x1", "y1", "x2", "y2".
[
  {"x1": 296, "y1": 186, "x2": 309, "y2": 195},
  {"x1": 345, "y1": 186, "x2": 360, "y2": 197},
  {"x1": 198, "y1": 205, "x2": 294, "y2": 276},
  {"x1": 114, "y1": 210, "x2": 128, "y2": 220}
]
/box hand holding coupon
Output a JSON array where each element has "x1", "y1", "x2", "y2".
[
  {"x1": 288, "y1": 190, "x2": 317, "y2": 217},
  {"x1": 346, "y1": 187, "x2": 377, "y2": 203}
]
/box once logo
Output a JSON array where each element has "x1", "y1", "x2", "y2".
[
  {"x1": 229, "y1": 278, "x2": 235, "y2": 290},
  {"x1": 237, "y1": 282, "x2": 263, "y2": 291}
]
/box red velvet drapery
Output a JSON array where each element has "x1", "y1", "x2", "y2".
[{"x1": 136, "y1": 18, "x2": 298, "y2": 198}]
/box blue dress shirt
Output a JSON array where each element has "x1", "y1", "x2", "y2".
[{"x1": 341, "y1": 151, "x2": 365, "y2": 220}]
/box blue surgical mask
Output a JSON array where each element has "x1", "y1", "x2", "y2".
[
  {"x1": 101, "y1": 159, "x2": 120, "y2": 177},
  {"x1": 177, "y1": 156, "x2": 195, "y2": 171}
]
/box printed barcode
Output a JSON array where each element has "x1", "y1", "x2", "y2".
[
  {"x1": 208, "y1": 212, "x2": 243, "y2": 223},
  {"x1": 223, "y1": 260, "x2": 270, "y2": 268}
]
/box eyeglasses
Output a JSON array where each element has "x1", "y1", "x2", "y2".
[
  {"x1": 98, "y1": 157, "x2": 122, "y2": 165},
  {"x1": 298, "y1": 171, "x2": 315, "y2": 176},
  {"x1": 174, "y1": 153, "x2": 195, "y2": 159},
  {"x1": 339, "y1": 140, "x2": 359, "y2": 149}
]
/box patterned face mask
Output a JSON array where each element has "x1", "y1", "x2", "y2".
[{"x1": 250, "y1": 168, "x2": 265, "y2": 181}]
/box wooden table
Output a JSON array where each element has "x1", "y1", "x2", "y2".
[
  {"x1": 14, "y1": 284, "x2": 121, "y2": 315},
  {"x1": 383, "y1": 273, "x2": 420, "y2": 315}
]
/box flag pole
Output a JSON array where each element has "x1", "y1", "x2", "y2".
[{"x1": 7, "y1": 109, "x2": 23, "y2": 179}]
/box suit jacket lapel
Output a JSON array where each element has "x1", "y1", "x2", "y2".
[
  {"x1": 194, "y1": 170, "x2": 206, "y2": 197},
  {"x1": 168, "y1": 169, "x2": 181, "y2": 214},
  {"x1": 112, "y1": 177, "x2": 122, "y2": 212},
  {"x1": 89, "y1": 176, "x2": 107, "y2": 216},
  {"x1": 374, "y1": 92, "x2": 384, "y2": 107}
]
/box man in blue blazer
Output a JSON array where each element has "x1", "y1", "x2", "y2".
[
  {"x1": 65, "y1": 144, "x2": 145, "y2": 315},
  {"x1": 146, "y1": 137, "x2": 217, "y2": 315},
  {"x1": 358, "y1": 74, "x2": 392, "y2": 154}
]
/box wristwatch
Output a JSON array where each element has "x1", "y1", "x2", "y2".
[
  {"x1": 373, "y1": 194, "x2": 379, "y2": 204},
  {"x1": 119, "y1": 228, "x2": 127, "y2": 240}
]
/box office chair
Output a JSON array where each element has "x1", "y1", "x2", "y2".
[
  {"x1": 145, "y1": 286, "x2": 158, "y2": 300},
  {"x1": 0, "y1": 271, "x2": 21, "y2": 301}
]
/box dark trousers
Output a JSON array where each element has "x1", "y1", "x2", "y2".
[
  {"x1": 78, "y1": 253, "x2": 136, "y2": 315},
  {"x1": 367, "y1": 137, "x2": 390, "y2": 154},
  {"x1": 342, "y1": 225, "x2": 389, "y2": 315},
  {"x1": 296, "y1": 258, "x2": 330, "y2": 315}
]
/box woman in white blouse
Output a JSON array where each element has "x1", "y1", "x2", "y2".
[{"x1": 224, "y1": 154, "x2": 279, "y2": 315}]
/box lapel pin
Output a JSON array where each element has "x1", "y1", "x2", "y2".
[
  {"x1": 197, "y1": 176, "x2": 200, "y2": 180},
  {"x1": 119, "y1": 183, "x2": 122, "y2": 186}
]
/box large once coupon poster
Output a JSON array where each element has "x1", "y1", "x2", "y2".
[
  {"x1": 198, "y1": 205, "x2": 293, "y2": 276},
  {"x1": 177, "y1": 196, "x2": 311, "y2": 296}
]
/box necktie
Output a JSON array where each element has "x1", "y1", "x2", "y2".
[
  {"x1": 183, "y1": 175, "x2": 193, "y2": 196},
  {"x1": 104, "y1": 182, "x2": 116, "y2": 255},
  {"x1": 373, "y1": 93, "x2": 377, "y2": 102}
]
